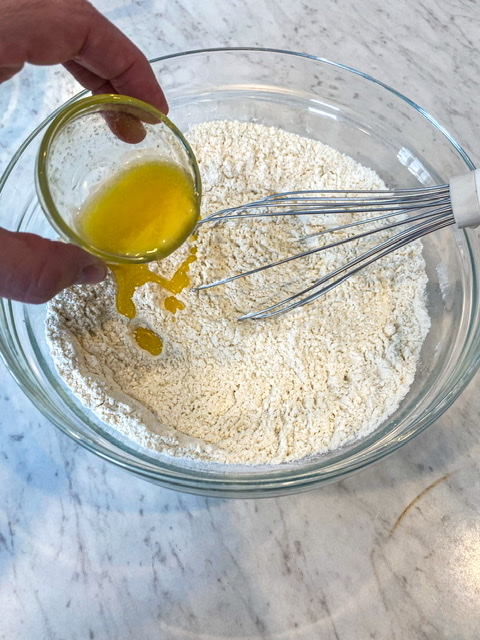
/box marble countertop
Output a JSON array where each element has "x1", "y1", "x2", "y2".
[{"x1": 1, "y1": 1, "x2": 479, "y2": 638}]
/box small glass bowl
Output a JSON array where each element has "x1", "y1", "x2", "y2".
[{"x1": 35, "y1": 94, "x2": 201, "y2": 263}]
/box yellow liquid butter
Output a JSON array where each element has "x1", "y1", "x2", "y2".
[
  {"x1": 133, "y1": 326, "x2": 163, "y2": 356},
  {"x1": 110, "y1": 247, "x2": 197, "y2": 319},
  {"x1": 77, "y1": 159, "x2": 199, "y2": 259},
  {"x1": 109, "y1": 247, "x2": 197, "y2": 355}
]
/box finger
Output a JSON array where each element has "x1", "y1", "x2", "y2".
[
  {"x1": 102, "y1": 111, "x2": 147, "y2": 144},
  {"x1": 64, "y1": 56, "x2": 168, "y2": 115},
  {"x1": 61, "y1": 66, "x2": 156, "y2": 144},
  {"x1": 0, "y1": 228, "x2": 107, "y2": 304},
  {"x1": 0, "y1": 63, "x2": 23, "y2": 83},
  {"x1": 69, "y1": 10, "x2": 168, "y2": 114},
  {"x1": 0, "y1": 0, "x2": 168, "y2": 112}
]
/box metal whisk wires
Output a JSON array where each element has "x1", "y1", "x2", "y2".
[{"x1": 196, "y1": 183, "x2": 457, "y2": 320}]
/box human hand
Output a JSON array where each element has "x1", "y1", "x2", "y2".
[{"x1": 0, "y1": 0, "x2": 168, "y2": 303}]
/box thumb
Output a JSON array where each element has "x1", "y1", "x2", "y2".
[{"x1": 0, "y1": 228, "x2": 107, "y2": 304}]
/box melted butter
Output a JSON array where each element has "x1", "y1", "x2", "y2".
[
  {"x1": 133, "y1": 327, "x2": 163, "y2": 356},
  {"x1": 164, "y1": 296, "x2": 185, "y2": 314},
  {"x1": 109, "y1": 246, "x2": 197, "y2": 355},
  {"x1": 110, "y1": 247, "x2": 197, "y2": 318},
  {"x1": 77, "y1": 159, "x2": 199, "y2": 260}
]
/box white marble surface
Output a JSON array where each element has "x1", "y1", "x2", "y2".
[{"x1": 1, "y1": 1, "x2": 479, "y2": 638}]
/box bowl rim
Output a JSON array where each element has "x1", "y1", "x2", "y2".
[{"x1": 1, "y1": 47, "x2": 479, "y2": 497}]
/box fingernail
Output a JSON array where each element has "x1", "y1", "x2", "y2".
[{"x1": 75, "y1": 263, "x2": 108, "y2": 285}]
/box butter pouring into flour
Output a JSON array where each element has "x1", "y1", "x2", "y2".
[
  {"x1": 45, "y1": 120, "x2": 430, "y2": 465},
  {"x1": 109, "y1": 246, "x2": 197, "y2": 354}
]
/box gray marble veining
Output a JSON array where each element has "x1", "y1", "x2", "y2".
[{"x1": 0, "y1": 1, "x2": 479, "y2": 639}]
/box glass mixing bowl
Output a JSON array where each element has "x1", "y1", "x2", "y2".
[{"x1": 1, "y1": 48, "x2": 479, "y2": 497}]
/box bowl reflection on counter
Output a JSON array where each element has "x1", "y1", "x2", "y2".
[{"x1": 0, "y1": 48, "x2": 479, "y2": 497}]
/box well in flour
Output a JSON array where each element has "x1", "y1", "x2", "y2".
[{"x1": 45, "y1": 120, "x2": 430, "y2": 465}]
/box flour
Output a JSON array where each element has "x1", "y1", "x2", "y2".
[{"x1": 45, "y1": 121, "x2": 431, "y2": 465}]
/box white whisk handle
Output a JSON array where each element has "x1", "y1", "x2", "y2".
[{"x1": 450, "y1": 169, "x2": 480, "y2": 229}]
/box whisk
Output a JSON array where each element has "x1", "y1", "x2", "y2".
[{"x1": 195, "y1": 171, "x2": 480, "y2": 320}]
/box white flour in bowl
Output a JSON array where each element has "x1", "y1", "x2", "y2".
[{"x1": 45, "y1": 121, "x2": 430, "y2": 465}]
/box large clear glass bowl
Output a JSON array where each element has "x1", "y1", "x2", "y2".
[{"x1": 1, "y1": 48, "x2": 479, "y2": 497}]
